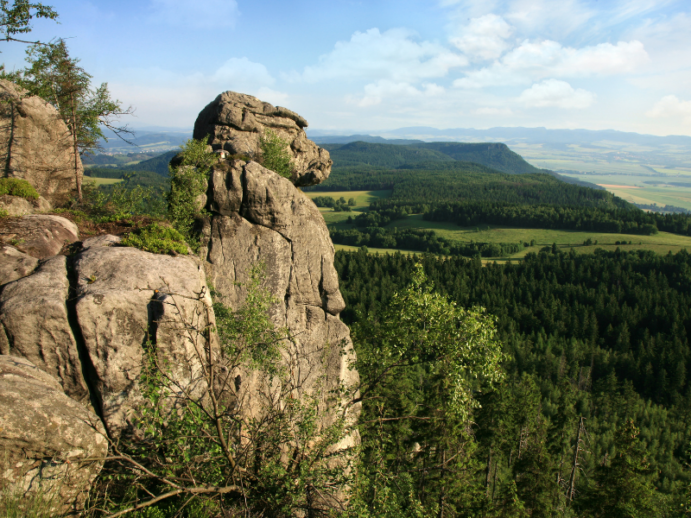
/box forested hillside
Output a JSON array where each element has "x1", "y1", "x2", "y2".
[{"x1": 337, "y1": 248, "x2": 691, "y2": 515}]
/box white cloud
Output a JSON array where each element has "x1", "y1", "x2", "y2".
[
  {"x1": 646, "y1": 95, "x2": 691, "y2": 124},
  {"x1": 454, "y1": 39, "x2": 649, "y2": 88},
  {"x1": 347, "y1": 80, "x2": 445, "y2": 107},
  {"x1": 450, "y1": 14, "x2": 513, "y2": 61},
  {"x1": 518, "y1": 79, "x2": 595, "y2": 109},
  {"x1": 150, "y1": 0, "x2": 240, "y2": 28},
  {"x1": 289, "y1": 28, "x2": 467, "y2": 84}
]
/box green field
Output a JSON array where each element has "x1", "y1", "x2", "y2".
[
  {"x1": 85, "y1": 177, "x2": 123, "y2": 186},
  {"x1": 312, "y1": 189, "x2": 691, "y2": 259}
]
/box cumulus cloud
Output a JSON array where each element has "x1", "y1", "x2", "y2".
[
  {"x1": 347, "y1": 80, "x2": 445, "y2": 107},
  {"x1": 288, "y1": 28, "x2": 467, "y2": 84},
  {"x1": 518, "y1": 79, "x2": 595, "y2": 109},
  {"x1": 454, "y1": 39, "x2": 649, "y2": 88},
  {"x1": 646, "y1": 95, "x2": 691, "y2": 124},
  {"x1": 150, "y1": 0, "x2": 240, "y2": 28},
  {"x1": 450, "y1": 14, "x2": 513, "y2": 61}
]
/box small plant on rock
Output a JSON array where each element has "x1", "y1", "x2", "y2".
[
  {"x1": 0, "y1": 178, "x2": 40, "y2": 200},
  {"x1": 258, "y1": 129, "x2": 294, "y2": 181},
  {"x1": 120, "y1": 223, "x2": 188, "y2": 255}
]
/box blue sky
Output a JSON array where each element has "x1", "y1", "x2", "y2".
[{"x1": 3, "y1": 0, "x2": 691, "y2": 136}]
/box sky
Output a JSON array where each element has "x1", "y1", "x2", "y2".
[{"x1": 3, "y1": 0, "x2": 691, "y2": 136}]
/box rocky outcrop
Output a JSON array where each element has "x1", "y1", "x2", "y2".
[
  {"x1": 200, "y1": 158, "x2": 359, "y2": 443},
  {"x1": 0, "y1": 214, "x2": 79, "y2": 259},
  {"x1": 0, "y1": 80, "x2": 82, "y2": 206},
  {"x1": 0, "y1": 244, "x2": 38, "y2": 286},
  {"x1": 0, "y1": 355, "x2": 107, "y2": 515},
  {"x1": 0, "y1": 194, "x2": 52, "y2": 216},
  {"x1": 193, "y1": 91, "x2": 333, "y2": 187},
  {"x1": 72, "y1": 245, "x2": 214, "y2": 435},
  {"x1": 0, "y1": 256, "x2": 90, "y2": 406}
]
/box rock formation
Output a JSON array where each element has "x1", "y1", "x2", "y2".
[
  {"x1": 200, "y1": 158, "x2": 360, "y2": 446},
  {"x1": 0, "y1": 355, "x2": 107, "y2": 514},
  {"x1": 0, "y1": 90, "x2": 358, "y2": 511},
  {"x1": 194, "y1": 91, "x2": 333, "y2": 187},
  {"x1": 0, "y1": 79, "x2": 82, "y2": 206}
]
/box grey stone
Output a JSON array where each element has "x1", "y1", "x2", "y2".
[
  {"x1": 0, "y1": 195, "x2": 53, "y2": 216},
  {"x1": 0, "y1": 256, "x2": 90, "y2": 405},
  {"x1": 81, "y1": 234, "x2": 121, "y2": 251},
  {"x1": 0, "y1": 80, "x2": 82, "y2": 206},
  {"x1": 0, "y1": 355, "x2": 107, "y2": 514},
  {"x1": 0, "y1": 214, "x2": 79, "y2": 259},
  {"x1": 73, "y1": 246, "x2": 214, "y2": 435},
  {"x1": 193, "y1": 91, "x2": 332, "y2": 187},
  {"x1": 0, "y1": 244, "x2": 38, "y2": 285},
  {"x1": 200, "y1": 158, "x2": 359, "y2": 450}
]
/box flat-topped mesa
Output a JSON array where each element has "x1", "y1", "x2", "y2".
[{"x1": 193, "y1": 91, "x2": 332, "y2": 187}]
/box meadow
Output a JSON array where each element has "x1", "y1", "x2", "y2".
[{"x1": 307, "y1": 190, "x2": 691, "y2": 259}]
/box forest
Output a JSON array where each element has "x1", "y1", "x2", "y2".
[{"x1": 336, "y1": 247, "x2": 691, "y2": 516}]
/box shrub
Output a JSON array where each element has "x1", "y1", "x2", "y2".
[
  {"x1": 120, "y1": 223, "x2": 188, "y2": 255},
  {"x1": 259, "y1": 129, "x2": 294, "y2": 180},
  {"x1": 167, "y1": 138, "x2": 217, "y2": 249},
  {"x1": 0, "y1": 178, "x2": 39, "y2": 200}
]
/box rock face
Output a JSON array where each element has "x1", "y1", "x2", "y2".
[
  {"x1": 0, "y1": 80, "x2": 82, "y2": 206},
  {"x1": 0, "y1": 356, "x2": 107, "y2": 514},
  {"x1": 0, "y1": 214, "x2": 79, "y2": 259},
  {"x1": 200, "y1": 158, "x2": 360, "y2": 443},
  {"x1": 0, "y1": 194, "x2": 52, "y2": 216},
  {"x1": 193, "y1": 91, "x2": 333, "y2": 187},
  {"x1": 72, "y1": 246, "x2": 214, "y2": 434},
  {"x1": 0, "y1": 244, "x2": 38, "y2": 286}
]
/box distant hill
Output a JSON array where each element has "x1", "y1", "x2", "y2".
[
  {"x1": 122, "y1": 150, "x2": 178, "y2": 176},
  {"x1": 313, "y1": 135, "x2": 423, "y2": 146},
  {"x1": 325, "y1": 141, "x2": 454, "y2": 168},
  {"x1": 414, "y1": 142, "x2": 543, "y2": 175}
]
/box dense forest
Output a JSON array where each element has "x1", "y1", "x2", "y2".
[{"x1": 337, "y1": 248, "x2": 691, "y2": 516}]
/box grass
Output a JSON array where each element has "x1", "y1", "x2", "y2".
[
  {"x1": 86, "y1": 177, "x2": 123, "y2": 186},
  {"x1": 304, "y1": 190, "x2": 391, "y2": 226}
]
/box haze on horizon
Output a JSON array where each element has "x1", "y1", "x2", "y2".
[{"x1": 3, "y1": 0, "x2": 690, "y2": 137}]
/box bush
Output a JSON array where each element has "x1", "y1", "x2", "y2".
[
  {"x1": 167, "y1": 138, "x2": 218, "y2": 249},
  {"x1": 259, "y1": 129, "x2": 293, "y2": 180},
  {"x1": 120, "y1": 223, "x2": 188, "y2": 255},
  {"x1": 0, "y1": 178, "x2": 39, "y2": 200}
]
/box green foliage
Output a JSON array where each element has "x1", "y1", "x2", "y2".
[
  {"x1": 577, "y1": 420, "x2": 657, "y2": 517},
  {"x1": 79, "y1": 174, "x2": 166, "y2": 221},
  {"x1": 0, "y1": 486, "x2": 58, "y2": 518},
  {"x1": 0, "y1": 0, "x2": 57, "y2": 45},
  {"x1": 120, "y1": 223, "x2": 188, "y2": 255},
  {"x1": 351, "y1": 264, "x2": 504, "y2": 516},
  {"x1": 259, "y1": 129, "x2": 293, "y2": 180},
  {"x1": 93, "y1": 265, "x2": 354, "y2": 516},
  {"x1": 166, "y1": 138, "x2": 217, "y2": 248},
  {"x1": 0, "y1": 177, "x2": 38, "y2": 199},
  {"x1": 9, "y1": 38, "x2": 131, "y2": 157}
]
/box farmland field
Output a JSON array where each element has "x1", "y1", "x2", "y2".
[{"x1": 86, "y1": 177, "x2": 123, "y2": 186}]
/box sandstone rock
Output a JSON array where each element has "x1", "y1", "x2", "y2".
[
  {"x1": 81, "y1": 233, "x2": 121, "y2": 251},
  {"x1": 0, "y1": 214, "x2": 79, "y2": 259},
  {"x1": 0, "y1": 194, "x2": 52, "y2": 216},
  {"x1": 0, "y1": 80, "x2": 82, "y2": 206},
  {"x1": 0, "y1": 355, "x2": 107, "y2": 514},
  {"x1": 201, "y1": 158, "x2": 359, "y2": 446},
  {"x1": 73, "y1": 246, "x2": 214, "y2": 435},
  {"x1": 0, "y1": 256, "x2": 90, "y2": 405},
  {"x1": 0, "y1": 244, "x2": 38, "y2": 286},
  {"x1": 193, "y1": 91, "x2": 332, "y2": 187}
]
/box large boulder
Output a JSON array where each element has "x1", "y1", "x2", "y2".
[
  {"x1": 0, "y1": 256, "x2": 91, "y2": 406},
  {"x1": 0, "y1": 214, "x2": 79, "y2": 259},
  {"x1": 193, "y1": 91, "x2": 332, "y2": 187},
  {"x1": 0, "y1": 355, "x2": 107, "y2": 514},
  {"x1": 200, "y1": 158, "x2": 359, "y2": 444},
  {"x1": 0, "y1": 244, "x2": 38, "y2": 286},
  {"x1": 0, "y1": 80, "x2": 82, "y2": 206},
  {"x1": 72, "y1": 246, "x2": 214, "y2": 435}
]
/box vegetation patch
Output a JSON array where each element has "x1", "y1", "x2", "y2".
[
  {"x1": 120, "y1": 222, "x2": 188, "y2": 255},
  {"x1": 258, "y1": 129, "x2": 294, "y2": 180},
  {"x1": 0, "y1": 178, "x2": 39, "y2": 200}
]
